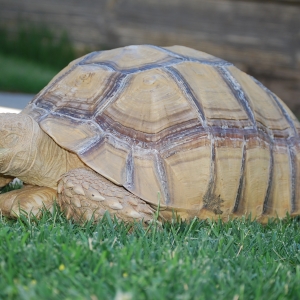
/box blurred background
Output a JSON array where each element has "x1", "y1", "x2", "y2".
[{"x1": 0, "y1": 0, "x2": 299, "y2": 115}]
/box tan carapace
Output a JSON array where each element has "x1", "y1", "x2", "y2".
[{"x1": 1, "y1": 45, "x2": 300, "y2": 223}]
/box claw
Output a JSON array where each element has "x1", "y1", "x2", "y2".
[
  {"x1": 73, "y1": 185, "x2": 85, "y2": 196},
  {"x1": 86, "y1": 188, "x2": 105, "y2": 201},
  {"x1": 82, "y1": 182, "x2": 90, "y2": 190},
  {"x1": 127, "y1": 197, "x2": 139, "y2": 206},
  {"x1": 72, "y1": 197, "x2": 82, "y2": 208},
  {"x1": 64, "y1": 189, "x2": 73, "y2": 198},
  {"x1": 66, "y1": 180, "x2": 75, "y2": 188},
  {"x1": 64, "y1": 197, "x2": 71, "y2": 204},
  {"x1": 108, "y1": 201, "x2": 123, "y2": 210},
  {"x1": 125, "y1": 208, "x2": 142, "y2": 219},
  {"x1": 62, "y1": 177, "x2": 68, "y2": 183},
  {"x1": 57, "y1": 181, "x2": 64, "y2": 193},
  {"x1": 138, "y1": 204, "x2": 154, "y2": 214},
  {"x1": 66, "y1": 207, "x2": 72, "y2": 219},
  {"x1": 97, "y1": 208, "x2": 107, "y2": 216},
  {"x1": 83, "y1": 209, "x2": 93, "y2": 221}
]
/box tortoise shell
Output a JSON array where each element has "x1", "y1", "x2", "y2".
[{"x1": 23, "y1": 45, "x2": 300, "y2": 220}]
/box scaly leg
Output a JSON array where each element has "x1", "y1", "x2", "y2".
[
  {"x1": 58, "y1": 168, "x2": 155, "y2": 223},
  {"x1": 0, "y1": 185, "x2": 57, "y2": 218}
]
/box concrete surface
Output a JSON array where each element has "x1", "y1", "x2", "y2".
[{"x1": 0, "y1": 92, "x2": 35, "y2": 113}]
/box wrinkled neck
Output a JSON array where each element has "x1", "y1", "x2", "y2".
[{"x1": 4, "y1": 117, "x2": 84, "y2": 189}]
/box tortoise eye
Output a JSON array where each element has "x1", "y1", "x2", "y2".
[{"x1": 3, "y1": 133, "x2": 20, "y2": 148}]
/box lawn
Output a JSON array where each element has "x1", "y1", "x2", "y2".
[
  {"x1": 0, "y1": 53, "x2": 57, "y2": 94},
  {"x1": 0, "y1": 24, "x2": 83, "y2": 94},
  {"x1": 0, "y1": 194, "x2": 300, "y2": 299}
]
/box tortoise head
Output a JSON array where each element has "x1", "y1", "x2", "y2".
[{"x1": 0, "y1": 113, "x2": 36, "y2": 176}]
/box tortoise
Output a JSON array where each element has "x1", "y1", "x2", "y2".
[{"x1": 0, "y1": 44, "x2": 300, "y2": 224}]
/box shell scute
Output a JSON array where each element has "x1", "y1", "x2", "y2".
[
  {"x1": 83, "y1": 45, "x2": 173, "y2": 71},
  {"x1": 228, "y1": 66, "x2": 293, "y2": 135},
  {"x1": 100, "y1": 68, "x2": 200, "y2": 135}
]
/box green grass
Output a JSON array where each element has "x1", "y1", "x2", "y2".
[
  {"x1": 1, "y1": 198, "x2": 300, "y2": 299},
  {"x1": 0, "y1": 24, "x2": 76, "y2": 70},
  {"x1": 0, "y1": 23, "x2": 104, "y2": 94},
  {"x1": 0, "y1": 53, "x2": 57, "y2": 93},
  {"x1": 0, "y1": 23, "x2": 88, "y2": 93}
]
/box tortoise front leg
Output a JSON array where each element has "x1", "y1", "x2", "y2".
[
  {"x1": 58, "y1": 168, "x2": 155, "y2": 223},
  {"x1": 0, "y1": 186, "x2": 56, "y2": 218}
]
